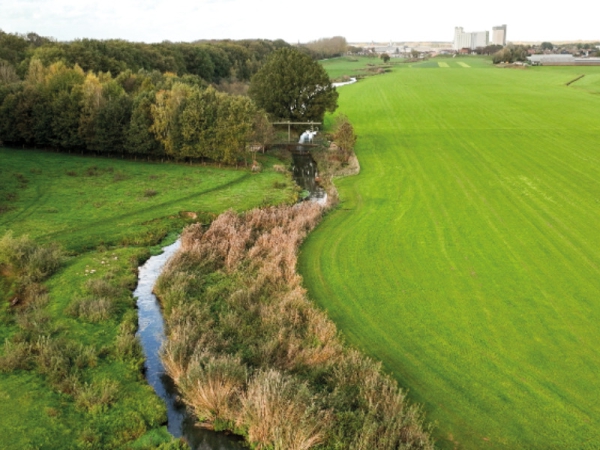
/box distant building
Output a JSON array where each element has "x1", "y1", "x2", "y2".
[
  {"x1": 492, "y1": 25, "x2": 507, "y2": 46},
  {"x1": 453, "y1": 27, "x2": 489, "y2": 50},
  {"x1": 527, "y1": 54, "x2": 600, "y2": 65}
]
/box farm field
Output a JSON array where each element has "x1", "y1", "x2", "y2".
[
  {"x1": 0, "y1": 149, "x2": 294, "y2": 449},
  {"x1": 302, "y1": 57, "x2": 600, "y2": 448}
]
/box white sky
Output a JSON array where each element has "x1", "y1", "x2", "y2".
[{"x1": 1, "y1": 0, "x2": 598, "y2": 44}]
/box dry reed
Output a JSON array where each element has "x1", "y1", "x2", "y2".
[{"x1": 157, "y1": 202, "x2": 433, "y2": 449}]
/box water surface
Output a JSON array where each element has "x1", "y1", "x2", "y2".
[{"x1": 135, "y1": 240, "x2": 243, "y2": 450}]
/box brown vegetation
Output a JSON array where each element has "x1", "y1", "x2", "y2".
[{"x1": 156, "y1": 202, "x2": 433, "y2": 449}]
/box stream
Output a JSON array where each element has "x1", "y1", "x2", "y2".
[
  {"x1": 134, "y1": 240, "x2": 243, "y2": 450},
  {"x1": 332, "y1": 77, "x2": 357, "y2": 87},
  {"x1": 134, "y1": 142, "x2": 328, "y2": 448},
  {"x1": 291, "y1": 150, "x2": 327, "y2": 205}
]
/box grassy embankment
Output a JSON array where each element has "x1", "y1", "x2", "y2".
[
  {"x1": 0, "y1": 147, "x2": 295, "y2": 449},
  {"x1": 300, "y1": 56, "x2": 600, "y2": 449}
]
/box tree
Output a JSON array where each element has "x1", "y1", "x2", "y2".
[
  {"x1": 249, "y1": 48, "x2": 338, "y2": 122},
  {"x1": 541, "y1": 42, "x2": 553, "y2": 51},
  {"x1": 303, "y1": 36, "x2": 348, "y2": 59},
  {"x1": 126, "y1": 90, "x2": 164, "y2": 157},
  {"x1": 333, "y1": 115, "x2": 357, "y2": 164},
  {"x1": 150, "y1": 82, "x2": 192, "y2": 157},
  {"x1": 93, "y1": 87, "x2": 132, "y2": 154},
  {"x1": 380, "y1": 53, "x2": 390, "y2": 63},
  {"x1": 249, "y1": 109, "x2": 274, "y2": 156},
  {"x1": 410, "y1": 49, "x2": 420, "y2": 59},
  {"x1": 0, "y1": 62, "x2": 19, "y2": 84}
]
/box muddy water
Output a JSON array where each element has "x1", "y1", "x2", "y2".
[
  {"x1": 291, "y1": 149, "x2": 327, "y2": 205},
  {"x1": 135, "y1": 240, "x2": 243, "y2": 450}
]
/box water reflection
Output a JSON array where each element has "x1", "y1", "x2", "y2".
[{"x1": 291, "y1": 147, "x2": 327, "y2": 204}]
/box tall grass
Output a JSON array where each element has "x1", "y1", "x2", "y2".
[
  {"x1": 0, "y1": 231, "x2": 64, "y2": 284},
  {"x1": 157, "y1": 203, "x2": 433, "y2": 449}
]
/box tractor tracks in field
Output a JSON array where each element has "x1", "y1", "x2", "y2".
[{"x1": 37, "y1": 172, "x2": 252, "y2": 243}]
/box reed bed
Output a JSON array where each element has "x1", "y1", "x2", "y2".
[{"x1": 156, "y1": 202, "x2": 433, "y2": 449}]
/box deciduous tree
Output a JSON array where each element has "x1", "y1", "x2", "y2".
[{"x1": 333, "y1": 115, "x2": 357, "y2": 164}]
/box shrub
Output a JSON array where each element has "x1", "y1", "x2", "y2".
[
  {"x1": 0, "y1": 231, "x2": 64, "y2": 283},
  {"x1": 114, "y1": 312, "x2": 144, "y2": 370},
  {"x1": 14, "y1": 173, "x2": 28, "y2": 185},
  {"x1": 114, "y1": 331, "x2": 144, "y2": 366},
  {"x1": 0, "y1": 340, "x2": 33, "y2": 372},
  {"x1": 85, "y1": 278, "x2": 119, "y2": 298},
  {"x1": 67, "y1": 297, "x2": 114, "y2": 322},
  {"x1": 85, "y1": 166, "x2": 99, "y2": 176},
  {"x1": 242, "y1": 370, "x2": 328, "y2": 450},
  {"x1": 33, "y1": 337, "x2": 97, "y2": 392},
  {"x1": 178, "y1": 353, "x2": 247, "y2": 422},
  {"x1": 15, "y1": 307, "x2": 53, "y2": 339},
  {"x1": 113, "y1": 171, "x2": 128, "y2": 181},
  {"x1": 75, "y1": 379, "x2": 120, "y2": 413}
]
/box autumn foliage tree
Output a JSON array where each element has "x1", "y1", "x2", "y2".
[{"x1": 0, "y1": 56, "x2": 270, "y2": 165}]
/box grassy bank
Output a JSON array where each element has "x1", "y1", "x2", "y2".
[
  {"x1": 300, "y1": 57, "x2": 600, "y2": 448},
  {"x1": 0, "y1": 147, "x2": 295, "y2": 449}
]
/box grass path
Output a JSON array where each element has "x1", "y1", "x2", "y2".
[{"x1": 301, "y1": 59, "x2": 600, "y2": 449}]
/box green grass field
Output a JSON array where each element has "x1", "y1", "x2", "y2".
[
  {"x1": 0, "y1": 149, "x2": 295, "y2": 449},
  {"x1": 0, "y1": 149, "x2": 295, "y2": 252},
  {"x1": 301, "y1": 58, "x2": 600, "y2": 449},
  {"x1": 320, "y1": 56, "x2": 399, "y2": 80}
]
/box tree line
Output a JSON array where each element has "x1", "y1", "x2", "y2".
[
  {"x1": 300, "y1": 36, "x2": 348, "y2": 59},
  {"x1": 0, "y1": 31, "x2": 342, "y2": 164},
  {"x1": 0, "y1": 30, "x2": 290, "y2": 82},
  {"x1": 0, "y1": 59, "x2": 270, "y2": 164}
]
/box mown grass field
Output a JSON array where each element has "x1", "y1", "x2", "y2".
[
  {"x1": 0, "y1": 148, "x2": 295, "y2": 449},
  {"x1": 301, "y1": 57, "x2": 600, "y2": 448}
]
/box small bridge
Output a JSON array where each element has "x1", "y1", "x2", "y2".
[{"x1": 272, "y1": 121, "x2": 321, "y2": 142}]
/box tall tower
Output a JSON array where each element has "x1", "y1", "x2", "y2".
[
  {"x1": 454, "y1": 27, "x2": 466, "y2": 50},
  {"x1": 492, "y1": 25, "x2": 507, "y2": 46}
]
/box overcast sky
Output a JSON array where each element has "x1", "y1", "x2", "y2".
[{"x1": 2, "y1": 0, "x2": 598, "y2": 44}]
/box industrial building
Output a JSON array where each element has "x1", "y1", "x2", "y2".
[
  {"x1": 492, "y1": 25, "x2": 507, "y2": 46},
  {"x1": 527, "y1": 54, "x2": 600, "y2": 66},
  {"x1": 453, "y1": 27, "x2": 489, "y2": 50}
]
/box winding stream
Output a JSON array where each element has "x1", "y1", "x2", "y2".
[
  {"x1": 134, "y1": 139, "x2": 332, "y2": 447},
  {"x1": 332, "y1": 77, "x2": 357, "y2": 87},
  {"x1": 134, "y1": 240, "x2": 243, "y2": 450}
]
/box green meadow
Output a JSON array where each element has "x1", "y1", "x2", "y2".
[
  {"x1": 301, "y1": 57, "x2": 600, "y2": 448},
  {"x1": 320, "y1": 55, "x2": 397, "y2": 80},
  {"x1": 0, "y1": 149, "x2": 294, "y2": 449},
  {"x1": 0, "y1": 149, "x2": 294, "y2": 251}
]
